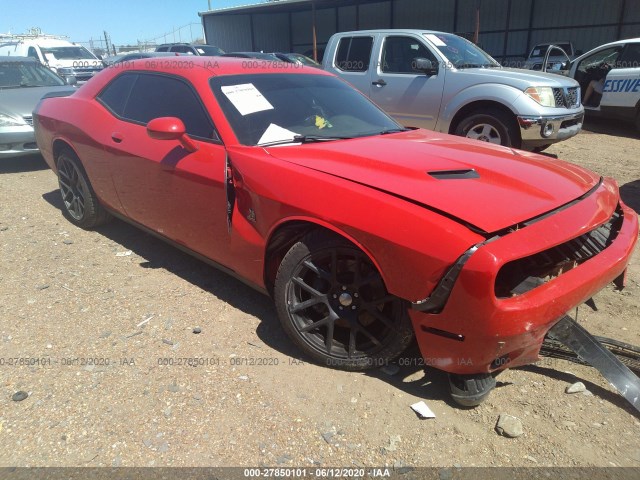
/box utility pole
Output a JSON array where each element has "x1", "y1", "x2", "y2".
[{"x1": 208, "y1": 0, "x2": 211, "y2": 10}]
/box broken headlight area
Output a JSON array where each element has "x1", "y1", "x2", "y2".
[{"x1": 495, "y1": 205, "x2": 624, "y2": 298}]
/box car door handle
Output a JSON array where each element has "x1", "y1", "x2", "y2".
[
  {"x1": 111, "y1": 132, "x2": 124, "y2": 143},
  {"x1": 372, "y1": 79, "x2": 387, "y2": 87}
]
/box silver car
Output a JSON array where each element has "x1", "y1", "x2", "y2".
[{"x1": 0, "y1": 57, "x2": 75, "y2": 158}]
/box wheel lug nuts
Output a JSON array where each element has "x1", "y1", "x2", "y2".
[
  {"x1": 351, "y1": 306, "x2": 356, "y2": 310},
  {"x1": 342, "y1": 286, "x2": 347, "y2": 291},
  {"x1": 339, "y1": 306, "x2": 343, "y2": 310},
  {"x1": 333, "y1": 294, "x2": 337, "y2": 299},
  {"x1": 354, "y1": 293, "x2": 359, "y2": 297}
]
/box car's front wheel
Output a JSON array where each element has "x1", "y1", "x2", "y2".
[
  {"x1": 274, "y1": 231, "x2": 414, "y2": 371},
  {"x1": 56, "y1": 149, "x2": 111, "y2": 229},
  {"x1": 455, "y1": 110, "x2": 519, "y2": 148}
]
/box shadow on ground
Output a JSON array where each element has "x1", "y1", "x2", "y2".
[
  {"x1": 40, "y1": 189, "x2": 638, "y2": 414},
  {"x1": 582, "y1": 116, "x2": 639, "y2": 139},
  {"x1": 516, "y1": 363, "x2": 639, "y2": 418},
  {"x1": 620, "y1": 180, "x2": 640, "y2": 215},
  {"x1": 0, "y1": 154, "x2": 48, "y2": 174}
]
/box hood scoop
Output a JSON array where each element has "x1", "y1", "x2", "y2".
[{"x1": 428, "y1": 169, "x2": 480, "y2": 180}]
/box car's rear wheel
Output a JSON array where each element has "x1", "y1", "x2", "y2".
[
  {"x1": 56, "y1": 149, "x2": 111, "y2": 229},
  {"x1": 274, "y1": 232, "x2": 414, "y2": 371},
  {"x1": 455, "y1": 110, "x2": 519, "y2": 148}
]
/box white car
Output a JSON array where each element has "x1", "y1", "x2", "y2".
[
  {"x1": 0, "y1": 36, "x2": 103, "y2": 83},
  {"x1": 568, "y1": 37, "x2": 640, "y2": 131}
]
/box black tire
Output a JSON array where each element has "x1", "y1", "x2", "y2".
[
  {"x1": 448, "y1": 373, "x2": 496, "y2": 407},
  {"x1": 454, "y1": 109, "x2": 520, "y2": 148},
  {"x1": 274, "y1": 231, "x2": 414, "y2": 371},
  {"x1": 56, "y1": 149, "x2": 111, "y2": 229}
]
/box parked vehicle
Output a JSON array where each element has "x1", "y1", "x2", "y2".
[
  {"x1": 272, "y1": 52, "x2": 322, "y2": 68},
  {"x1": 323, "y1": 30, "x2": 584, "y2": 151},
  {"x1": 155, "y1": 43, "x2": 224, "y2": 56},
  {"x1": 221, "y1": 52, "x2": 280, "y2": 60},
  {"x1": 0, "y1": 57, "x2": 75, "y2": 158},
  {"x1": 523, "y1": 41, "x2": 578, "y2": 71},
  {"x1": 102, "y1": 51, "x2": 180, "y2": 67},
  {"x1": 567, "y1": 37, "x2": 640, "y2": 131},
  {"x1": 0, "y1": 34, "x2": 103, "y2": 83},
  {"x1": 33, "y1": 57, "x2": 637, "y2": 406}
]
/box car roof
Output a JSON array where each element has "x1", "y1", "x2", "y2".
[{"x1": 0, "y1": 56, "x2": 37, "y2": 63}]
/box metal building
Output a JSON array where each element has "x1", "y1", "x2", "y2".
[{"x1": 200, "y1": 0, "x2": 640, "y2": 62}]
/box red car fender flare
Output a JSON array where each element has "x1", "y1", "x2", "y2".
[{"x1": 264, "y1": 215, "x2": 390, "y2": 291}]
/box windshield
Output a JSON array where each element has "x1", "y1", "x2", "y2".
[
  {"x1": 211, "y1": 74, "x2": 402, "y2": 146},
  {"x1": 530, "y1": 44, "x2": 572, "y2": 58},
  {"x1": 0, "y1": 61, "x2": 65, "y2": 88},
  {"x1": 195, "y1": 45, "x2": 225, "y2": 56},
  {"x1": 423, "y1": 33, "x2": 499, "y2": 69},
  {"x1": 41, "y1": 46, "x2": 97, "y2": 60}
]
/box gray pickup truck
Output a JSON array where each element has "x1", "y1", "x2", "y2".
[{"x1": 323, "y1": 30, "x2": 584, "y2": 151}]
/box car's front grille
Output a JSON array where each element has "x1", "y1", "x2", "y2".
[
  {"x1": 495, "y1": 206, "x2": 623, "y2": 297},
  {"x1": 552, "y1": 87, "x2": 581, "y2": 108},
  {"x1": 23, "y1": 115, "x2": 33, "y2": 126},
  {"x1": 566, "y1": 87, "x2": 579, "y2": 107}
]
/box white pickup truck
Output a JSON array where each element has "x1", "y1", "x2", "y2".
[{"x1": 323, "y1": 29, "x2": 584, "y2": 151}]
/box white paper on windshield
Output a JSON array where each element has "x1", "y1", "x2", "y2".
[
  {"x1": 424, "y1": 34, "x2": 446, "y2": 47},
  {"x1": 221, "y1": 83, "x2": 274, "y2": 116},
  {"x1": 257, "y1": 124, "x2": 299, "y2": 146}
]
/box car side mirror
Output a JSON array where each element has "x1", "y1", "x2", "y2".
[
  {"x1": 414, "y1": 57, "x2": 438, "y2": 76},
  {"x1": 147, "y1": 117, "x2": 198, "y2": 153},
  {"x1": 64, "y1": 75, "x2": 77, "y2": 86}
]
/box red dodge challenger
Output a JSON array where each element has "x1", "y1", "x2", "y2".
[{"x1": 34, "y1": 57, "x2": 638, "y2": 406}]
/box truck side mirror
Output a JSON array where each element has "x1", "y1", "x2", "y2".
[
  {"x1": 64, "y1": 75, "x2": 78, "y2": 86},
  {"x1": 414, "y1": 57, "x2": 438, "y2": 76}
]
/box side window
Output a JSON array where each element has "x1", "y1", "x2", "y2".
[
  {"x1": 97, "y1": 73, "x2": 137, "y2": 117},
  {"x1": 27, "y1": 47, "x2": 40, "y2": 61},
  {"x1": 335, "y1": 36, "x2": 373, "y2": 72},
  {"x1": 123, "y1": 73, "x2": 217, "y2": 140},
  {"x1": 616, "y1": 43, "x2": 640, "y2": 69},
  {"x1": 171, "y1": 45, "x2": 190, "y2": 54},
  {"x1": 381, "y1": 36, "x2": 436, "y2": 74},
  {"x1": 156, "y1": 46, "x2": 169, "y2": 52},
  {"x1": 577, "y1": 47, "x2": 622, "y2": 75}
]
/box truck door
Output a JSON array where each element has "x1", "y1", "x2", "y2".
[
  {"x1": 368, "y1": 35, "x2": 445, "y2": 130},
  {"x1": 600, "y1": 42, "x2": 640, "y2": 113},
  {"x1": 329, "y1": 35, "x2": 377, "y2": 96}
]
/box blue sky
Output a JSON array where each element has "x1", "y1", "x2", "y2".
[{"x1": 0, "y1": 0, "x2": 264, "y2": 46}]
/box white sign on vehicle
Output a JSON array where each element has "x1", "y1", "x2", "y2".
[
  {"x1": 221, "y1": 83, "x2": 274, "y2": 116},
  {"x1": 257, "y1": 124, "x2": 299, "y2": 146}
]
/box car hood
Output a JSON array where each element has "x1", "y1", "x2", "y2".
[
  {"x1": 264, "y1": 129, "x2": 600, "y2": 234},
  {"x1": 0, "y1": 86, "x2": 76, "y2": 118},
  {"x1": 454, "y1": 67, "x2": 579, "y2": 89}
]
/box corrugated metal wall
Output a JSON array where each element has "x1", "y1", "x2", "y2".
[{"x1": 203, "y1": 0, "x2": 640, "y2": 60}]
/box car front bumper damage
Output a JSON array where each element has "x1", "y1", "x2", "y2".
[{"x1": 409, "y1": 178, "x2": 638, "y2": 376}]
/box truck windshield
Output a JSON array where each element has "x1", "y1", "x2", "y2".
[
  {"x1": 423, "y1": 33, "x2": 499, "y2": 69},
  {"x1": 195, "y1": 45, "x2": 225, "y2": 56},
  {"x1": 211, "y1": 73, "x2": 403, "y2": 146},
  {"x1": 0, "y1": 61, "x2": 65, "y2": 88},
  {"x1": 41, "y1": 46, "x2": 97, "y2": 60}
]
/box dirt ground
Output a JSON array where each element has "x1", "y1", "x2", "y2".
[{"x1": 1, "y1": 117, "x2": 639, "y2": 470}]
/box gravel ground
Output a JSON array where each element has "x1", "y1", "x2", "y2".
[{"x1": 1, "y1": 118, "x2": 639, "y2": 469}]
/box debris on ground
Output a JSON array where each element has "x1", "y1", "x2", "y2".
[
  {"x1": 11, "y1": 391, "x2": 28, "y2": 402},
  {"x1": 410, "y1": 401, "x2": 436, "y2": 419},
  {"x1": 115, "y1": 250, "x2": 132, "y2": 257},
  {"x1": 495, "y1": 414, "x2": 524, "y2": 438},
  {"x1": 565, "y1": 382, "x2": 587, "y2": 394}
]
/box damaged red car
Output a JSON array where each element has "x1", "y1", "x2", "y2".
[{"x1": 34, "y1": 58, "x2": 638, "y2": 406}]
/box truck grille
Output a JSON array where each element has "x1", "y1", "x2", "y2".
[
  {"x1": 552, "y1": 87, "x2": 581, "y2": 108},
  {"x1": 23, "y1": 115, "x2": 33, "y2": 126},
  {"x1": 495, "y1": 206, "x2": 623, "y2": 297}
]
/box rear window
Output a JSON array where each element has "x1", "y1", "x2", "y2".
[{"x1": 335, "y1": 36, "x2": 373, "y2": 72}]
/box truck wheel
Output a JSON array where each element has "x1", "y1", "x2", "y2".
[
  {"x1": 455, "y1": 110, "x2": 519, "y2": 148},
  {"x1": 274, "y1": 231, "x2": 414, "y2": 371},
  {"x1": 56, "y1": 149, "x2": 112, "y2": 229}
]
